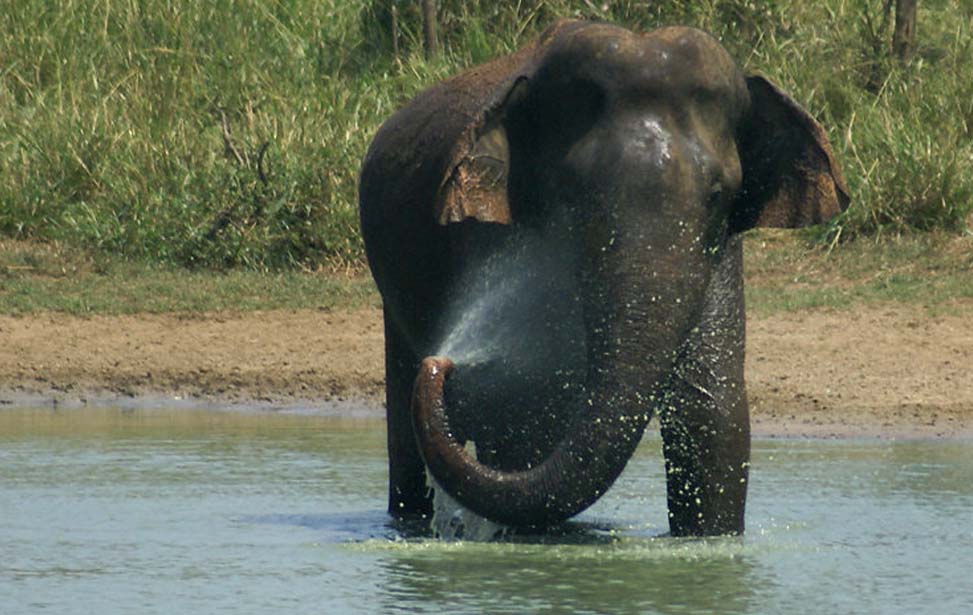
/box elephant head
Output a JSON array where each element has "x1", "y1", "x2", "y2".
[{"x1": 363, "y1": 20, "x2": 848, "y2": 530}]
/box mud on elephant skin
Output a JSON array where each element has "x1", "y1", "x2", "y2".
[{"x1": 359, "y1": 19, "x2": 848, "y2": 536}]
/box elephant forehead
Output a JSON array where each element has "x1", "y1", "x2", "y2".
[{"x1": 544, "y1": 23, "x2": 744, "y2": 100}]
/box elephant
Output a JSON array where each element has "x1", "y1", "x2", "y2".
[{"x1": 359, "y1": 19, "x2": 848, "y2": 536}]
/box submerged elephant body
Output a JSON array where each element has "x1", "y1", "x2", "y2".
[{"x1": 359, "y1": 20, "x2": 848, "y2": 536}]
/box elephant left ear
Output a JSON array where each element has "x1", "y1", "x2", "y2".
[
  {"x1": 731, "y1": 75, "x2": 851, "y2": 233},
  {"x1": 436, "y1": 111, "x2": 514, "y2": 225},
  {"x1": 434, "y1": 76, "x2": 530, "y2": 226}
]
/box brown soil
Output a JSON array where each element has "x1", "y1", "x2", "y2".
[
  {"x1": 2, "y1": 304, "x2": 972, "y2": 438},
  {"x1": 747, "y1": 304, "x2": 973, "y2": 438}
]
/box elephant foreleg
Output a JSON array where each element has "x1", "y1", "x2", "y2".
[
  {"x1": 384, "y1": 311, "x2": 433, "y2": 518},
  {"x1": 659, "y1": 374, "x2": 750, "y2": 536},
  {"x1": 659, "y1": 236, "x2": 750, "y2": 536}
]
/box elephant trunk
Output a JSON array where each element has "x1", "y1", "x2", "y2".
[
  {"x1": 412, "y1": 288, "x2": 673, "y2": 527},
  {"x1": 410, "y1": 234, "x2": 697, "y2": 527}
]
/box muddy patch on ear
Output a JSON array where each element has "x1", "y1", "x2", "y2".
[{"x1": 437, "y1": 123, "x2": 513, "y2": 225}]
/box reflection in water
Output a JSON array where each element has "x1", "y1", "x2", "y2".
[{"x1": 1, "y1": 407, "x2": 971, "y2": 615}]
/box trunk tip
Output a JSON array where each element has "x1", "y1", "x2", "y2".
[{"x1": 420, "y1": 355, "x2": 455, "y2": 378}]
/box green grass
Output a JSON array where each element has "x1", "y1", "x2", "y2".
[
  {"x1": 0, "y1": 241, "x2": 378, "y2": 315},
  {"x1": 2, "y1": 234, "x2": 969, "y2": 316},
  {"x1": 743, "y1": 230, "x2": 973, "y2": 315},
  {"x1": 0, "y1": 268, "x2": 377, "y2": 315},
  {"x1": 0, "y1": 1, "x2": 421, "y2": 270},
  {"x1": 1, "y1": 1, "x2": 971, "y2": 271}
]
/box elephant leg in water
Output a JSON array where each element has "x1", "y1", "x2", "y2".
[{"x1": 658, "y1": 236, "x2": 749, "y2": 536}]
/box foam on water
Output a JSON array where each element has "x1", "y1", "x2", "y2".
[
  {"x1": 429, "y1": 480, "x2": 508, "y2": 541},
  {"x1": 424, "y1": 440, "x2": 508, "y2": 541}
]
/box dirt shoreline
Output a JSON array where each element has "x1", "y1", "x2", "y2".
[{"x1": 2, "y1": 304, "x2": 972, "y2": 439}]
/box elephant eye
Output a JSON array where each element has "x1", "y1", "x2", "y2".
[{"x1": 707, "y1": 181, "x2": 724, "y2": 206}]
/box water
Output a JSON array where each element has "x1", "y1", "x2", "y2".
[
  {"x1": 432, "y1": 224, "x2": 583, "y2": 370},
  {"x1": 2, "y1": 406, "x2": 972, "y2": 614},
  {"x1": 434, "y1": 280, "x2": 523, "y2": 365}
]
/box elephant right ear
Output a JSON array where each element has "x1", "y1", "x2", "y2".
[
  {"x1": 434, "y1": 77, "x2": 529, "y2": 226},
  {"x1": 732, "y1": 75, "x2": 851, "y2": 232}
]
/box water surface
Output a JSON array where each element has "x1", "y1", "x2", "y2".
[{"x1": 1, "y1": 407, "x2": 971, "y2": 614}]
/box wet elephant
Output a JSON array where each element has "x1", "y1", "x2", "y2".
[{"x1": 359, "y1": 19, "x2": 848, "y2": 536}]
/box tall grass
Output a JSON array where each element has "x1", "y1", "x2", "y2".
[
  {"x1": 0, "y1": 1, "x2": 413, "y2": 269},
  {"x1": 1, "y1": 1, "x2": 970, "y2": 270}
]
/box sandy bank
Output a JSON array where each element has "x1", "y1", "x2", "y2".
[{"x1": 2, "y1": 304, "x2": 971, "y2": 438}]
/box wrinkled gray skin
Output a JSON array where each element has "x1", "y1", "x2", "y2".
[{"x1": 359, "y1": 20, "x2": 848, "y2": 536}]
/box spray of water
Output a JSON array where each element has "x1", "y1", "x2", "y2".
[
  {"x1": 431, "y1": 225, "x2": 578, "y2": 367},
  {"x1": 433, "y1": 270, "x2": 533, "y2": 365}
]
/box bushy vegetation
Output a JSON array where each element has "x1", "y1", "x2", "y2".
[{"x1": 1, "y1": 1, "x2": 970, "y2": 270}]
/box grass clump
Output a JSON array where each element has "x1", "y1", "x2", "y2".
[{"x1": 0, "y1": 1, "x2": 971, "y2": 272}]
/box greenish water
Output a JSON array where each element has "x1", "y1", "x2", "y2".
[{"x1": 1, "y1": 407, "x2": 971, "y2": 614}]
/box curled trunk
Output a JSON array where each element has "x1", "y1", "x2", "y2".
[{"x1": 412, "y1": 355, "x2": 657, "y2": 527}]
